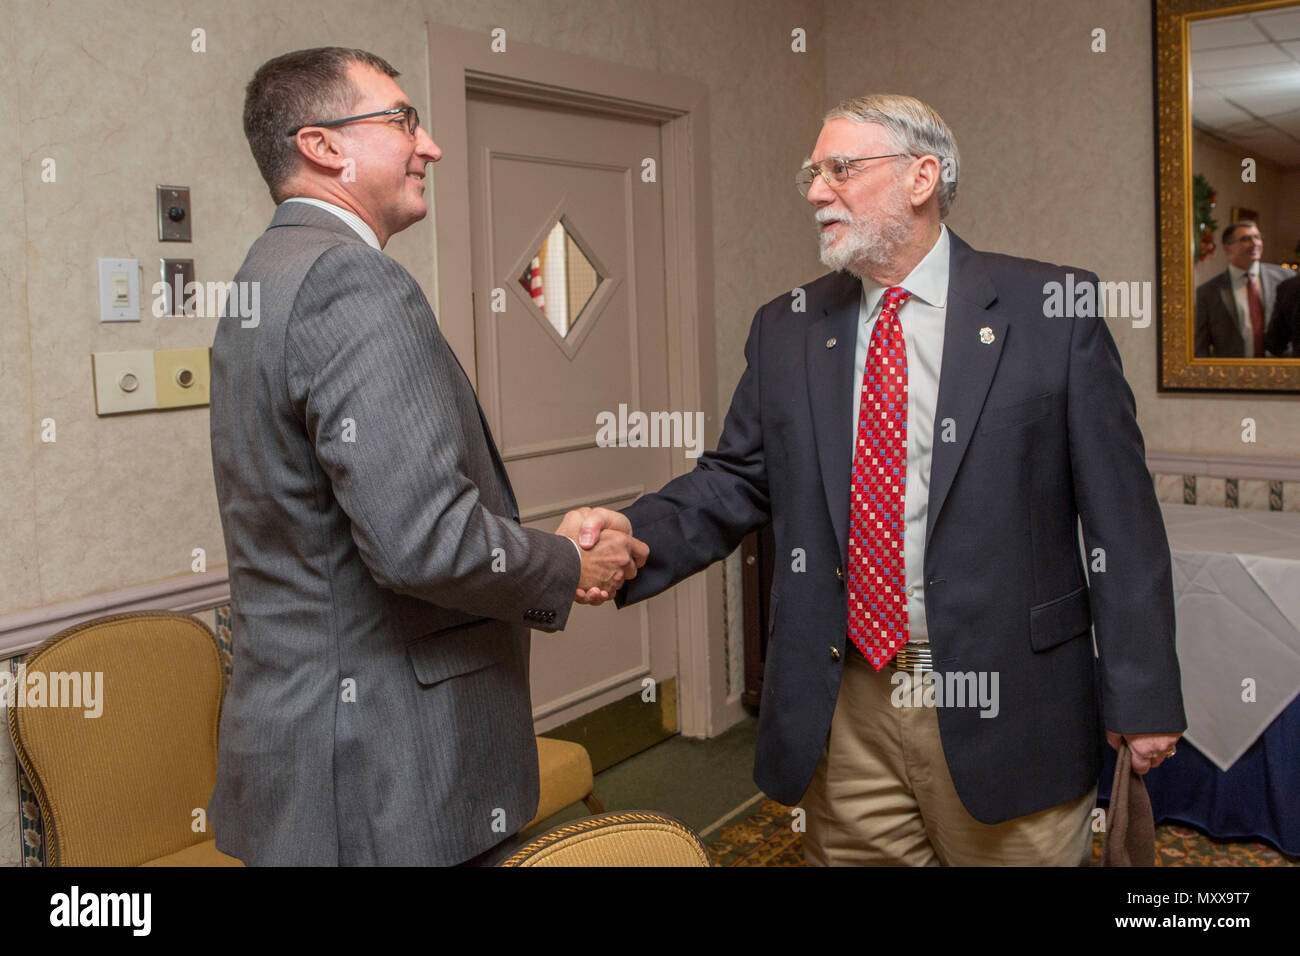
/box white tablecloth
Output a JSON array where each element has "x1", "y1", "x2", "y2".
[{"x1": 1159, "y1": 503, "x2": 1300, "y2": 770}]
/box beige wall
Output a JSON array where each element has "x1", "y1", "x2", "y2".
[
  {"x1": 825, "y1": 0, "x2": 1300, "y2": 459},
  {"x1": 0, "y1": 0, "x2": 824, "y2": 618},
  {"x1": 5, "y1": 0, "x2": 1298, "y2": 620}
]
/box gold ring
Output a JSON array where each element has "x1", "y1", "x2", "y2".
[{"x1": 1164, "y1": 747, "x2": 1176, "y2": 758}]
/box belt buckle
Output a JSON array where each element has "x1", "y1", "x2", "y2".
[{"x1": 891, "y1": 643, "x2": 933, "y2": 674}]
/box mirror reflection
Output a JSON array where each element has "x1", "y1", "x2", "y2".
[
  {"x1": 1189, "y1": 6, "x2": 1300, "y2": 358},
  {"x1": 518, "y1": 219, "x2": 602, "y2": 339}
]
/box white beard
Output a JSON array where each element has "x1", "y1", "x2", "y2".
[{"x1": 816, "y1": 193, "x2": 912, "y2": 278}]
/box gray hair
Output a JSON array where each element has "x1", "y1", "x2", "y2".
[{"x1": 824, "y1": 93, "x2": 959, "y2": 218}]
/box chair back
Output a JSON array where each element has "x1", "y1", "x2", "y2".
[
  {"x1": 501, "y1": 811, "x2": 712, "y2": 866},
  {"x1": 7, "y1": 611, "x2": 225, "y2": 866}
]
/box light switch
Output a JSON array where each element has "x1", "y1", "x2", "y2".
[{"x1": 98, "y1": 258, "x2": 140, "y2": 322}]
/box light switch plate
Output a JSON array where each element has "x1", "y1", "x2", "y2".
[
  {"x1": 98, "y1": 258, "x2": 140, "y2": 323},
  {"x1": 154, "y1": 347, "x2": 211, "y2": 409},
  {"x1": 160, "y1": 259, "x2": 196, "y2": 316},
  {"x1": 92, "y1": 350, "x2": 158, "y2": 415}
]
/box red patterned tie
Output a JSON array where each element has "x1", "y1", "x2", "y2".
[{"x1": 848, "y1": 286, "x2": 911, "y2": 670}]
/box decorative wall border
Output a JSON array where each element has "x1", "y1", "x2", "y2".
[{"x1": 1146, "y1": 451, "x2": 1300, "y2": 482}]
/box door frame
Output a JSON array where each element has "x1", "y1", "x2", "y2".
[{"x1": 426, "y1": 23, "x2": 728, "y2": 739}]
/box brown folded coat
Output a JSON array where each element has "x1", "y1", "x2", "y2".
[{"x1": 1101, "y1": 742, "x2": 1156, "y2": 866}]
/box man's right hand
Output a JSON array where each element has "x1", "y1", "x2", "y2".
[
  {"x1": 573, "y1": 529, "x2": 647, "y2": 604},
  {"x1": 557, "y1": 507, "x2": 647, "y2": 604}
]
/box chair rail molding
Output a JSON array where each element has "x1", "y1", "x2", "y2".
[{"x1": 0, "y1": 570, "x2": 230, "y2": 659}]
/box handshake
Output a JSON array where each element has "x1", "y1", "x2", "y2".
[{"x1": 555, "y1": 507, "x2": 648, "y2": 606}]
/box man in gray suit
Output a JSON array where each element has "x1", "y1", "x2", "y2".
[
  {"x1": 209, "y1": 47, "x2": 646, "y2": 866},
  {"x1": 1194, "y1": 220, "x2": 1293, "y2": 357}
]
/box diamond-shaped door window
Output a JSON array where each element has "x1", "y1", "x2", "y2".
[{"x1": 518, "y1": 220, "x2": 603, "y2": 339}]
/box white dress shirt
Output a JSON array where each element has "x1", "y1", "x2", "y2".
[
  {"x1": 851, "y1": 224, "x2": 950, "y2": 644},
  {"x1": 282, "y1": 197, "x2": 382, "y2": 250}
]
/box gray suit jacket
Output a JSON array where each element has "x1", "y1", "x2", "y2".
[
  {"x1": 208, "y1": 202, "x2": 579, "y2": 865},
  {"x1": 1194, "y1": 263, "x2": 1293, "y2": 357}
]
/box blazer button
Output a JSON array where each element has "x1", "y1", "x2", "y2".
[
  {"x1": 835, "y1": 566, "x2": 844, "y2": 581},
  {"x1": 829, "y1": 646, "x2": 841, "y2": 662}
]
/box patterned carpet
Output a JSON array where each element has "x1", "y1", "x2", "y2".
[{"x1": 706, "y1": 798, "x2": 1300, "y2": 866}]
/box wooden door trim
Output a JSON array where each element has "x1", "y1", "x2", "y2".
[{"x1": 427, "y1": 23, "x2": 721, "y2": 738}]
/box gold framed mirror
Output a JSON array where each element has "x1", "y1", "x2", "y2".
[{"x1": 1155, "y1": 0, "x2": 1300, "y2": 392}]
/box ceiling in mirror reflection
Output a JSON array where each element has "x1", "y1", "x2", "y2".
[{"x1": 1190, "y1": 6, "x2": 1300, "y2": 168}]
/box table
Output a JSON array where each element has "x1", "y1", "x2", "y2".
[{"x1": 1098, "y1": 503, "x2": 1300, "y2": 855}]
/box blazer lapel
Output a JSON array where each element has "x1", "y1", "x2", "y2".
[
  {"x1": 925, "y1": 231, "x2": 1003, "y2": 550},
  {"x1": 1217, "y1": 273, "x2": 1237, "y2": 324},
  {"x1": 806, "y1": 273, "x2": 863, "y2": 569}
]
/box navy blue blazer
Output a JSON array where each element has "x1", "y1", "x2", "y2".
[{"x1": 618, "y1": 229, "x2": 1186, "y2": 824}]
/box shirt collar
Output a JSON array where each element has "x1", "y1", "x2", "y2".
[
  {"x1": 281, "y1": 197, "x2": 382, "y2": 250},
  {"x1": 1228, "y1": 261, "x2": 1259, "y2": 283},
  {"x1": 859, "y1": 223, "x2": 950, "y2": 317}
]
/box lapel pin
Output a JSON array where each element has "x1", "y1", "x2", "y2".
[
  {"x1": 979, "y1": 327, "x2": 995, "y2": 345},
  {"x1": 826, "y1": 337, "x2": 837, "y2": 348}
]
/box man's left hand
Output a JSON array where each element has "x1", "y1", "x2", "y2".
[{"x1": 1106, "y1": 730, "x2": 1183, "y2": 774}]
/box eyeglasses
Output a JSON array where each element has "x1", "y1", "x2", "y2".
[
  {"x1": 795, "y1": 153, "x2": 907, "y2": 196},
  {"x1": 286, "y1": 106, "x2": 420, "y2": 138}
]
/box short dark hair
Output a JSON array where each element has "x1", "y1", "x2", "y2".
[
  {"x1": 1222, "y1": 219, "x2": 1259, "y2": 246},
  {"x1": 243, "y1": 47, "x2": 399, "y2": 202}
]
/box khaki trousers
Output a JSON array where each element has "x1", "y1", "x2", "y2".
[{"x1": 801, "y1": 647, "x2": 1096, "y2": 866}]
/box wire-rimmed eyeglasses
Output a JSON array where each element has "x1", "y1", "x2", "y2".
[{"x1": 795, "y1": 153, "x2": 907, "y2": 196}]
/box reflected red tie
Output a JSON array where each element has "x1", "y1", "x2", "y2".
[
  {"x1": 848, "y1": 286, "x2": 911, "y2": 670},
  {"x1": 1246, "y1": 274, "x2": 1265, "y2": 358}
]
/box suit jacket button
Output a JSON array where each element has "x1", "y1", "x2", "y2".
[
  {"x1": 830, "y1": 646, "x2": 841, "y2": 661},
  {"x1": 835, "y1": 566, "x2": 844, "y2": 581}
]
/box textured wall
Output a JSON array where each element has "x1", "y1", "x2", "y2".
[
  {"x1": 0, "y1": 0, "x2": 824, "y2": 617},
  {"x1": 824, "y1": 0, "x2": 1300, "y2": 457},
  {"x1": 7, "y1": 0, "x2": 1294, "y2": 620}
]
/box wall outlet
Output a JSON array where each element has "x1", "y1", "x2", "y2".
[
  {"x1": 154, "y1": 347, "x2": 211, "y2": 409},
  {"x1": 92, "y1": 351, "x2": 158, "y2": 415}
]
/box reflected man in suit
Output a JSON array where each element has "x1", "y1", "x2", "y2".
[
  {"x1": 1264, "y1": 273, "x2": 1300, "y2": 358},
  {"x1": 209, "y1": 47, "x2": 646, "y2": 866},
  {"x1": 566, "y1": 94, "x2": 1184, "y2": 865},
  {"x1": 1195, "y1": 220, "x2": 1293, "y2": 357}
]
